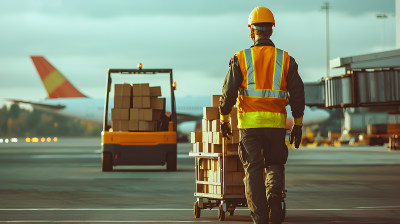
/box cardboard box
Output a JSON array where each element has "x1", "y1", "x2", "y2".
[
  {"x1": 232, "y1": 171, "x2": 245, "y2": 183},
  {"x1": 202, "y1": 131, "x2": 209, "y2": 143},
  {"x1": 196, "y1": 184, "x2": 204, "y2": 192},
  {"x1": 231, "y1": 116, "x2": 238, "y2": 131},
  {"x1": 139, "y1": 109, "x2": 162, "y2": 121},
  {"x1": 111, "y1": 108, "x2": 129, "y2": 120},
  {"x1": 193, "y1": 142, "x2": 203, "y2": 153},
  {"x1": 130, "y1": 108, "x2": 140, "y2": 120},
  {"x1": 226, "y1": 186, "x2": 245, "y2": 195},
  {"x1": 214, "y1": 186, "x2": 222, "y2": 195},
  {"x1": 208, "y1": 132, "x2": 213, "y2": 144},
  {"x1": 200, "y1": 158, "x2": 210, "y2": 170},
  {"x1": 208, "y1": 120, "x2": 213, "y2": 132},
  {"x1": 151, "y1": 97, "x2": 165, "y2": 110},
  {"x1": 212, "y1": 120, "x2": 220, "y2": 132},
  {"x1": 132, "y1": 83, "x2": 150, "y2": 96},
  {"x1": 152, "y1": 110, "x2": 163, "y2": 121},
  {"x1": 114, "y1": 84, "x2": 132, "y2": 96},
  {"x1": 202, "y1": 119, "x2": 208, "y2": 132},
  {"x1": 139, "y1": 109, "x2": 153, "y2": 121},
  {"x1": 207, "y1": 170, "x2": 214, "y2": 182},
  {"x1": 150, "y1": 86, "x2": 162, "y2": 97},
  {"x1": 142, "y1": 96, "x2": 151, "y2": 108},
  {"x1": 231, "y1": 130, "x2": 240, "y2": 144},
  {"x1": 225, "y1": 172, "x2": 233, "y2": 183},
  {"x1": 139, "y1": 120, "x2": 156, "y2": 131},
  {"x1": 209, "y1": 185, "x2": 214, "y2": 194},
  {"x1": 226, "y1": 130, "x2": 240, "y2": 144},
  {"x1": 128, "y1": 119, "x2": 139, "y2": 131},
  {"x1": 230, "y1": 107, "x2": 238, "y2": 120},
  {"x1": 210, "y1": 159, "x2": 218, "y2": 171},
  {"x1": 198, "y1": 170, "x2": 205, "y2": 181},
  {"x1": 211, "y1": 144, "x2": 222, "y2": 153},
  {"x1": 203, "y1": 107, "x2": 219, "y2": 120},
  {"x1": 237, "y1": 157, "x2": 244, "y2": 172},
  {"x1": 203, "y1": 143, "x2": 211, "y2": 153},
  {"x1": 212, "y1": 95, "x2": 222, "y2": 107},
  {"x1": 227, "y1": 143, "x2": 239, "y2": 154},
  {"x1": 114, "y1": 96, "x2": 131, "y2": 109},
  {"x1": 112, "y1": 120, "x2": 129, "y2": 131},
  {"x1": 132, "y1": 97, "x2": 142, "y2": 108},
  {"x1": 225, "y1": 157, "x2": 238, "y2": 172},
  {"x1": 191, "y1": 132, "x2": 202, "y2": 143},
  {"x1": 213, "y1": 132, "x2": 223, "y2": 144}
]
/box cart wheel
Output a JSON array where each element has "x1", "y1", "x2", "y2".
[
  {"x1": 194, "y1": 201, "x2": 201, "y2": 218},
  {"x1": 166, "y1": 153, "x2": 177, "y2": 171},
  {"x1": 102, "y1": 152, "x2": 113, "y2": 172},
  {"x1": 218, "y1": 204, "x2": 225, "y2": 221},
  {"x1": 281, "y1": 201, "x2": 286, "y2": 222}
]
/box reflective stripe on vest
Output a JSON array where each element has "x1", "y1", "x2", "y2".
[
  {"x1": 236, "y1": 47, "x2": 289, "y2": 129},
  {"x1": 240, "y1": 48, "x2": 288, "y2": 98}
]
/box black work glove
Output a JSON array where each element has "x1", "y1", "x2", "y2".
[
  {"x1": 289, "y1": 125, "x2": 302, "y2": 148},
  {"x1": 220, "y1": 121, "x2": 232, "y2": 140}
]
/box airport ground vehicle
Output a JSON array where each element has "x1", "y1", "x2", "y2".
[
  {"x1": 189, "y1": 138, "x2": 286, "y2": 222},
  {"x1": 101, "y1": 68, "x2": 177, "y2": 171}
]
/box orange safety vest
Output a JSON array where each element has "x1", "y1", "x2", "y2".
[{"x1": 235, "y1": 46, "x2": 290, "y2": 129}]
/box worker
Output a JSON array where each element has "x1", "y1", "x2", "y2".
[{"x1": 219, "y1": 6, "x2": 305, "y2": 224}]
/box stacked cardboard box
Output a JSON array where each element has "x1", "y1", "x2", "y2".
[
  {"x1": 191, "y1": 95, "x2": 239, "y2": 154},
  {"x1": 111, "y1": 83, "x2": 165, "y2": 132},
  {"x1": 191, "y1": 95, "x2": 244, "y2": 195}
]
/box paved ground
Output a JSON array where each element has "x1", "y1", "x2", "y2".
[{"x1": 0, "y1": 137, "x2": 400, "y2": 223}]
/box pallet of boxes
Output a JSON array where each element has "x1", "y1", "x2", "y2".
[
  {"x1": 111, "y1": 83, "x2": 165, "y2": 132},
  {"x1": 189, "y1": 95, "x2": 247, "y2": 221}
]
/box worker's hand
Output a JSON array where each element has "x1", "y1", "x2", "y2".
[
  {"x1": 289, "y1": 125, "x2": 302, "y2": 148},
  {"x1": 220, "y1": 121, "x2": 232, "y2": 140}
]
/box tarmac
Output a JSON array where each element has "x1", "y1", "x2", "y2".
[{"x1": 0, "y1": 137, "x2": 400, "y2": 223}]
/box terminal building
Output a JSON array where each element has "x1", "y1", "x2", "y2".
[{"x1": 304, "y1": 0, "x2": 400, "y2": 144}]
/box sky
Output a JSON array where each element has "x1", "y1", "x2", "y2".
[{"x1": 0, "y1": 0, "x2": 397, "y2": 105}]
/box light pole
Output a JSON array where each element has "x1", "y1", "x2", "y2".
[
  {"x1": 376, "y1": 12, "x2": 388, "y2": 50},
  {"x1": 321, "y1": 2, "x2": 330, "y2": 77}
]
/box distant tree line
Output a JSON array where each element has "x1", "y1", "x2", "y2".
[{"x1": 0, "y1": 103, "x2": 101, "y2": 137}]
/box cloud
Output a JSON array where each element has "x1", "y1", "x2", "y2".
[
  {"x1": 0, "y1": 0, "x2": 395, "y2": 18},
  {"x1": 0, "y1": 0, "x2": 396, "y2": 100}
]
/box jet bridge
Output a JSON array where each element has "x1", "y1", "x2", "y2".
[{"x1": 304, "y1": 49, "x2": 400, "y2": 110}]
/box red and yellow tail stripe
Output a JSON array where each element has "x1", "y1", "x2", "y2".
[{"x1": 31, "y1": 56, "x2": 86, "y2": 99}]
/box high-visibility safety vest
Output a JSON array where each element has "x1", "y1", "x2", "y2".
[{"x1": 235, "y1": 46, "x2": 290, "y2": 129}]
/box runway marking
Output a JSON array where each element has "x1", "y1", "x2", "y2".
[
  {"x1": 1, "y1": 208, "x2": 400, "y2": 211},
  {"x1": 31, "y1": 155, "x2": 99, "y2": 159},
  {"x1": 0, "y1": 221, "x2": 215, "y2": 223},
  {"x1": 31, "y1": 154, "x2": 190, "y2": 159},
  {"x1": 356, "y1": 205, "x2": 400, "y2": 209},
  {"x1": 0, "y1": 208, "x2": 192, "y2": 211}
]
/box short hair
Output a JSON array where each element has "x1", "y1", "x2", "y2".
[{"x1": 252, "y1": 23, "x2": 273, "y2": 37}]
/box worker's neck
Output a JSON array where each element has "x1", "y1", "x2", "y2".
[{"x1": 254, "y1": 36, "x2": 270, "y2": 42}]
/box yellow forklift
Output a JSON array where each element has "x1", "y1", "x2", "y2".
[{"x1": 101, "y1": 67, "x2": 177, "y2": 171}]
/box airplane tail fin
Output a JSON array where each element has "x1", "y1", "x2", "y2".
[{"x1": 30, "y1": 56, "x2": 86, "y2": 99}]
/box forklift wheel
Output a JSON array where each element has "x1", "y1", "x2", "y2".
[
  {"x1": 102, "y1": 152, "x2": 113, "y2": 172},
  {"x1": 166, "y1": 153, "x2": 177, "y2": 171}
]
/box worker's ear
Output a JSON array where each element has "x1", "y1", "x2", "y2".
[{"x1": 250, "y1": 27, "x2": 255, "y2": 40}]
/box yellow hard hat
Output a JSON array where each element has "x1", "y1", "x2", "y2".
[{"x1": 248, "y1": 6, "x2": 275, "y2": 27}]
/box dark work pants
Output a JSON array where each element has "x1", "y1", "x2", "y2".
[{"x1": 238, "y1": 128, "x2": 288, "y2": 224}]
